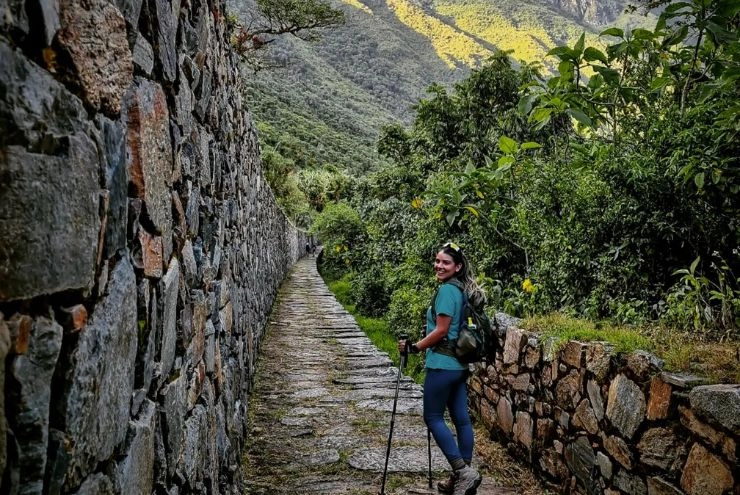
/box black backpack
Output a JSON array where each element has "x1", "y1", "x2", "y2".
[{"x1": 430, "y1": 280, "x2": 498, "y2": 364}]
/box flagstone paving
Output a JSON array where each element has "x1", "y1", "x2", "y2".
[{"x1": 243, "y1": 256, "x2": 520, "y2": 494}]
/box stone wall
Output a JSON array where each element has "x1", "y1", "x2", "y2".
[
  {"x1": 470, "y1": 326, "x2": 739, "y2": 495},
  {"x1": 0, "y1": 0, "x2": 307, "y2": 492}
]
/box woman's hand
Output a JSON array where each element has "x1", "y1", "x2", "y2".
[{"x1": 397, "y1": 339, "x2": 408, "y2": 354}]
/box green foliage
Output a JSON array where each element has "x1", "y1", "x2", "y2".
[
  {"x1": 523, "y1": 313, "x2": 654, "y2": 354},
  {"x1": 311, "y1": 202, "x2": 366, "y2": 276},
  {"x1": 330, "y1": 0, "x2": 739, "y2": 342}
]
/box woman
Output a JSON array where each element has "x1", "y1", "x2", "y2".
[{"x1": 399, "y1": 242, "x2": 485, "y2": 495}]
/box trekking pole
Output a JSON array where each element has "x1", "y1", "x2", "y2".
[
  {"x1": 427, "y1": 428, "x2": 433, "y2": 488},
  {"x1": 380, "y1": 333, "x2": 408, "y2": 495}
]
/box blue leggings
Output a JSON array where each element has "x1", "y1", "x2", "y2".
[{"x1": 423, "y1": 368, "x2": 473, "y2": 467}]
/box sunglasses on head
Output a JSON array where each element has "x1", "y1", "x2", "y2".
[{"x1": 443, "y1": 242, "x2": 461, "y2": 252}]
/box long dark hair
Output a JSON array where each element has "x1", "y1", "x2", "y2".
[{"x1": 439, "y1": 242, "x2": 487, "y2": 307}]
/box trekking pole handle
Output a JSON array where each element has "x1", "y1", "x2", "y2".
[{"x1": 399, "y1": 333, "x2": 409, "y2": 358}]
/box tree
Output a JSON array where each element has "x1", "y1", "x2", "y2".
[{"x1": 232, "y1": 0, "x2": 345, "y2": 67}]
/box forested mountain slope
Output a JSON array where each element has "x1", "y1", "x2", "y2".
[{"x1": 229, "y1": 0, "x2": 642, "y2": 175}]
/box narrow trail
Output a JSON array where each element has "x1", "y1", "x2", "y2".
[{"x1": 243, "y1": 256, "x2": 519, "y2": 494}]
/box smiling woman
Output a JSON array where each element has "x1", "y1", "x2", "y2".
[{"x1": 397, "y1": 241, "x2": 486, "y2": 495}]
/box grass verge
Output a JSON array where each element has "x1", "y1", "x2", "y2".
[
  {"x1": 522, "y1": 312, "x2": 740, "y2": 384},
  {"x1": 325, "y1": 274, "x2": 426, "y2": 383}
]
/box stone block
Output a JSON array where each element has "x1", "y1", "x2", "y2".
[
  {"x1": 479, "y1": 400, "x2": 497, "y2": 432},
  {"x1": 679, "y1": 406, "x2": 736, "y2": 463},
  {"x1": 64, "y1": 258, "x2": 137, "y2": 485},
  {"x1": 561, "y1": 341, "x2": 585, "y2": 368},
  {"x1": 123, "y1": 78, "x2": 174, "y2": 251},
  {"x1": 506, "y1": 373, "x2": 531, "y2": 391},
  {"x1": 159, "y1": 258, "x2": 180, "y2": 385},
  {"x1": 7, "y1": 316, "x2": 62, "y2": 493},
  {"x1": 606, "y1": 374, "x2": 645, "y2": 439},
  {"x1": 59, "y1": 304, "x2": 88, "y2": 332},
  {"x1": 573, "y1": 399, "x2": 599, "y2": 435},
  {"x1": 112, "y1": 399, "x2": 155, "y2": 493},
  {"x1": 646, "y1": 376, "x2": 672, "y2": 420},
  {"x1": 659, "y1": 372, "x2": 706, "y2": 389},
  {"x1": 220, "y1": 302, "x2": 233, "y2": 335},
  {"x1": 139, "y1": 229, "x2": 164, "y2": 278},
  {"x1": 182, "y1": 405, "x2": 208, "y2": 483},
  {"x1": 539, "y1": 448, "x2": 568, "y2": 479},
  {"x1": 132, "y1": 34, "x2": 154, "y2": 76},
  {"x1": 151, "y1": 0, "x2": 178, "y2": 82},
  {"x1": 556, "y1": 369, "x2": 582, "y2": 410},
  {"x1": 160, "y1": 373, "x2": 187, "y2": 478},
  {"x1": 513, "y1": 411, "x2": 533, "y2": 449},
  {"x1": 624, "y1": 350, "x2": 663, "y2": 382},
  {"x1": 497, "y1": 397, "x2": 514, "y2": 434},
  {"x1": 72, "y1": 473, "x2": 115, "y2": 494},
  {"x1": 502, "y1": 327, "x2": 527, "y2": 365},
  {"x1": 613, "y1": 469, "x2": 647, "y2": 495},
  {"x1": 689, "y1": 384, "x2": 740, "y2": 435},
  {"x1": 57, "y1": 0, "x2": 133, "y2": 114},
  {"x1": 636, "y1": 427, "x2": 680, "y2": 471},
  {"x1": 597, "y1": 451, "x2": 612, "y2": 480},
  {"x1": 564, "y1": 436, "x2": 596, "y2": 492},
  {"x1": 647, "y1": 476, "x2": 684, "y2": 495},
  {"x1": 680, "y1": 442, "x2": 733, "y2": 495},
  {"x1": 524, "y1": 343, "x2": 541, "y2": 368},
  {"x1": 604, "y1": 434, "x2": 632, "y2": 469},
  {"x1": 536, "y1": 418, "x2": 554, "y2": 443},
  {"x1": 585, "y1": 341, "x2": 613, "y2": 381},
  {"x1": 95, "y1": 115, "x2": 128, "y2": 260},
  {"x1": 0, "y1": 139, "x2": 100, "y2": 301},
  {"x1": 587, "y1": 380, "x2": 605, "y2": 421}
]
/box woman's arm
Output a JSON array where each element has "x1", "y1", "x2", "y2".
[{"x1": 412, "y1": 314, "x2": 451, "y2": 352}]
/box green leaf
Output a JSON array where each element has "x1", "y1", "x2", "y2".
[
  {"x1": 574, "y1": 33, "x2": 585, "y2": 56},
  {"x1": 649, "y1": 77, "x2": 671, "y2": 91},
  {"x1": 521, "y1": 142, "x2": 542, "y2": 151},
  {"x1": 567, "y1": 108, "x2": 593, "y2": 126},
  {"x1": 632, "y1": 28, "x2": 655, "y2": 40},
  {"x1": 690, "y1": 256, "x2": 701, "y2": 274},
  {"x1": 547, "y1": 46, "x2": 576, "y2": 61},
  {"x1": 498, "y1": 136, "x2": 518, "y2": 154},
  {"x1": 600, "y1": 27, "x2": 624, "y2": 38},
  {"x1": 530, "y1": 107, "x2": 553, "y2": 126},
  {"x1": 583, "y1": 47, "x2": 608, "y2": 64},
  {"x1": 694, "y1": 172, "x2": 705, "y2": 189},
  {"x1": 593, "y1": 65, "x2": 620, "y2": 85},
  {"x1": 558, "y1": 60, "x2": 575, "y2": 80},
  {"x1": 497, "y1": 155, "x2": 515, "y2": 168},
  {"x1": 517, "y1": 94, "x2": 536, "y2": 115},
  {"x1": 463, "y1": 205, "x2": 479, "y2": 217},
  {"x1": 662, "y1": 25, "x2": 689, "y2": 47}
]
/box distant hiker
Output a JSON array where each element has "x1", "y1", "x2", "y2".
[
  {"x1": 398, "y1": 242, "x2": 485, "y2": 495},
  {"x1": 306, "y1": 243, "x2": 311, "y2": 256}
]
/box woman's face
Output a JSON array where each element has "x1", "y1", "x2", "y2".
[{"x1": 434, "y1": 251, "x2": 462, "y2": 282}]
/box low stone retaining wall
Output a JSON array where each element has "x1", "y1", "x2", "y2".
[
  {"x1": 469, "y1": 326, "x2": 739, "y2": 495},
  {"x1": 0, "y1": 0, "x2": 306, "y2": 492}
]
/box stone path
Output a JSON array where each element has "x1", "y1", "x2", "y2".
[{"x1": 243, "y1": 257, "x2": 518, "y2": 494}]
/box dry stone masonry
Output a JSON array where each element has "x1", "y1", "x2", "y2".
[
  {"x1": 0, "y1": 0, "x2": 307, "y2": 492},
  {"x1": 470, "y1": 326, "x2": 740, "y2": 495}
]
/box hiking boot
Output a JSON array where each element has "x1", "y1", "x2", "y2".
[
  {"x1": 437, "y1": 471, "x2": 456, "y2": 494},
  {"x1": 452, "y1": 466, "x2": 482, "y2": 495}
]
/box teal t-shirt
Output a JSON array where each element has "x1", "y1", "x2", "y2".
[{"x1": 424, "y1": 282, "x2": 465, "y2": 370}]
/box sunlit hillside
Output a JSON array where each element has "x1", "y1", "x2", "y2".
[{"x1": 232, "y1": 0, "x2": 652, "y2": 177}]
